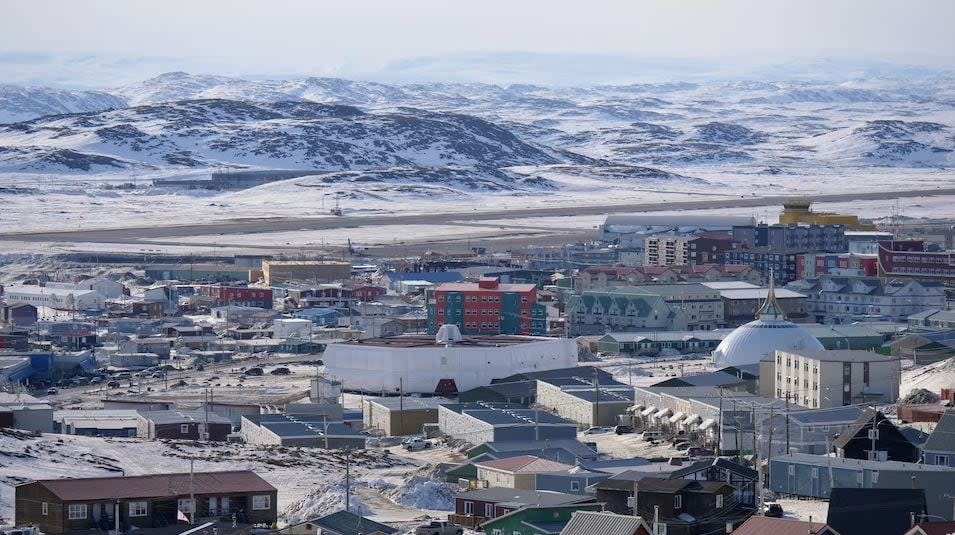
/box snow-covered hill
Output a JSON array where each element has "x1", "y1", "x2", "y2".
[
  {"x1": 0, "y1": 99, "x2": 562, "y2": 174},
  {"x1": 0, "y1": 84, "x2": 125, "y2": 124},
  {"x1": 800, "y1": 119, "x2": 954, "y2": 166}
]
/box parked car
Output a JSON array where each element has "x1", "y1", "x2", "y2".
[
  {"x1": 642, "y1": 430, "x2": 664, "y2": 442},
  {"x1": 675, "y1": 441, "x2": 691, "y2": 451},
  {"x1": 403, "y1": 437, "x2": 432, "y2": 451},
  {"x1": 244, "y1": 367, "x2": 264, "y2": 376},
  {"x1": 270, "y1": 367, "x2": 292, "y2": 375},
  {"x1": 415, "y1": 520, "x2": 463, "y2": 535},
  {"x1": 89, "y1": 377, "x2": 103, "y2": 384},
  {"x1": 583, "y1": 426, "x2": 609, "y2": 435},
  {"x1": 764, "y1": 502, "x2": 784, "y2": 518},
  {"x1": 688, "y1": 447, "x2": 713, "y2": 457},
  {"x1": 107, "y1": 380, "x2": 121, "y2": 388},
  {"x1": 614, "y1": 425, "x2": 634, "y2": 435},
  {"x1": 46, "y1": 387, "x2": 58, "y2": 395}
]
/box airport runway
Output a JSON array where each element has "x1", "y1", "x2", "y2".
[{"x1": 4, "y1": 186, "x2": 955, "y2": 252}]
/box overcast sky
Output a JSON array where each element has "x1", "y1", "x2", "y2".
[{"x1": 3, "y1": 0, "x2": 954, "y2": 86}]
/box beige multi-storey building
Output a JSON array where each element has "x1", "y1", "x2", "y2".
[
  {"x1": 760, "y1": 349, "x2": 901, "y2": 408},
  {"x1": 261, "y1": 260, "x2": 351, "y2": 285},
  {"x1": 644, "y1": 234, "x2": 693, "y2": 266}
]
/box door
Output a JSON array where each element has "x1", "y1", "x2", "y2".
[
  {"x1": 209, "y1": 497, "x2": 218, "y2": 516},
  {"x1": 92, "y1": 503, "x2": 102, "y2": 523},
  {"x1": 221, "y1": 496, "x2": 230, "y2": 514}
]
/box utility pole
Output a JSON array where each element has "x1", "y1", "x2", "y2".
[
  {"x1": 399, "y1": 376, "x2": 404, "y2": 435},
  {"x1": 632, "y1": 480, "x2": 639, "y2": 517},
  {"x1": 189, "y1": 459, "x2": 195, "y2": 525},
  {"x1": 594, "y1": 367, "x2": 600, "y2": 427},
  {"x1": 785, "y1": 393, "x2": 791, "y2": 453},
  {"x1": 870, "y1": 409, "x2": 877, "y2": 461},
  {"x1": 345, "y1": 449, "x2": 351, "y2": 513},
  {"x1": 717, "y1": 388, "x2": 723, "y2": 456}
]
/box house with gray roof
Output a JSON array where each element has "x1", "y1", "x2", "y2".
[
  {"x1": 559, "y1": 511, "x2": 652, "y2": 535},
  {"x1": 922, "y1": 409, "x2": 955, "y2": 467}
]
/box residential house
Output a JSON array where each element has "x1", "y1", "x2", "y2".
[
  {"x1": 630, "y1": 478, "x2": 745, "y2": 535},
  {"x1": 466, "y1": 439, "x2": 600, "y2": 466},
  {"x1": 291, "y1": 307, "x2": 344, "y2": 327},
  {"x1": 475, "y1": 456, "x2": 574, "y2": 490},
  {"x1": 279, "y1": 510, "x2": 397, "y2": 535},
  {"x1": 832, "y1": 409, "x2": 921, "y2": 462},
  {"x1": 827, "y1": 488, "x2": 927, "y2": 535},
  {"x1": 15, "y1": 471, "x2": 277, "y2": 534},
  {"x1": 668, "y1": 457, "x2": 758, "y2": 508},
  {"x1": 136, "y1": 410, "x2": 232, "y2": 441},
  {"x1": 922, "y1": 409, "x2": 955, "y2": 467},
  {"x1": 558, "y1": 510, "x2": 652, "y2": 535},
  {"x1": 481, "y1": 503, "x2": 604, "y2": 535},
  {"x1": 731, "y1": 517, "x2": 840, "y2": 535},
  {"x1": 450, "y1": 488, "x2": 596, "y2": 530},
  {"x1": 904, "y1": 522, "x2": 955, "y2": 535}
]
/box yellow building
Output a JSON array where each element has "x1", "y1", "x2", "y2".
[
  {"x1": 779, "y1": 200, "x2": 876, "y2": 230},
  {"x1": 262, "y1": 260, "x2": 352, "y2": 285}
]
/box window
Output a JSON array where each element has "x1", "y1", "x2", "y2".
[
  {"x1": 180, "y1": 424, "x2": 190, "y2": 434},
  {"x1": 178, "y1": 499, "x2": 194, "y2": 513},
  {"x1": 485, "y1": 503, "x2": 494, "y2": 517},
  {"x1": 129, "y1": 502, "x2": 148, "y2": 517},
  {"x1": 715, "y1": 494, "x2": 723, "y2": 509},
  {"x1": 492, "y1": 531, "x2": 502, "y2": 535},
  {"x1": 936, "y1": 455, "x2": 948, "y2": 465},
  {"x1": 871, "y1": 470, "x2": 879, "y2": 484},
  {"x1": 788, "y1": 465, "x2": 795, "y2": 476},
  {"x1": 41, "y1": 502, "x2": 48, "y2": 516},
  {"x1": 464, "y1": 501, "x2": 474, "y2": 515},
  {"x1": 673, "y1": 495, "x2": 682, "y2": 509},
  {"x1": 68, "y1": 504, "x2": 87, "y2": 520},
  {"x1": 811, "y1": 467, "x2": 819, "y2": 478},
  {"x1": 856, "y1": 472, "x2": 863, "y2": 487},
  {"x1": 252, "y1": 495, "x2": 271, "y2": 511},
  {"x1": 571, "y1": 481, "x2": 580, "y2": 492}
]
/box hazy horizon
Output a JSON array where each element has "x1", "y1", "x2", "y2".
[{"x1": 3, "y1": 0, "x2": 955, "y2": 87}]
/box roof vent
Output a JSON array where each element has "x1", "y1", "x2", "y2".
[{"x1": 436, "y1": 324, "x2": 463, "y2": 346}]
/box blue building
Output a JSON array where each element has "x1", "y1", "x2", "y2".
[
  {"x1": 769, "y1": 453, "x2": 955, "y2": 520},
  {"x1": 292, "y1": 307, "x2": 345, "y2": 327}
]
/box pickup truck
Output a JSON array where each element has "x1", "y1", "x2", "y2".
[
  {"x1": 403, "y1": 437, "x2": 432, "y2": 451},
  {"x1": 414, "y1": 520, "x2": 463, "y2": 535}
]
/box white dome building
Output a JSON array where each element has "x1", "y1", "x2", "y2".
[{"x1": 712, "y1": 280, "x2": 823, "y2": 367}]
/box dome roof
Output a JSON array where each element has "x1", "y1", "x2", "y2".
[{"x1": 712, "y1": 276, "x2": 823, "y2": 367}]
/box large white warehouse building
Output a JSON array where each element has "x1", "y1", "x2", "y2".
[{"x1": 321, "y1": 333, "x2": 578, "y2": 394}]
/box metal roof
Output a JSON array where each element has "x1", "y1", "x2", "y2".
[
  {"x1": 553, "y1": 511, "x2": 651, "y2": 535},
  {"x1": 25, "y1": 471, "x2": 275, "y2": 501},
  {"x1": 922, "y1": 409, "x2": 955, "y2": 453},
  {"x1": 453, "y1": 488, "x2": 592, "y2": 507}
]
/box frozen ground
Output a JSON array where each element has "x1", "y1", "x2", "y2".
[
  {"x1": 901, "y1": 356, "x2": 955, "y2": 399},
  {"x1": 775, "y1": 498, "x2": 830, "y2": 523},
  {"x1": 0, "y1": 429, "x2": 430, "y2": 528}
]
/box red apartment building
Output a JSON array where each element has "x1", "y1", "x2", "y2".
[
  {"x1": 429, "y1": 277, "x2": 545, "y2": 335},
  {"x1": 878, "y1": 240, "x2": 955, "y2": 279},
  {"x1": 197, "y1": 285, "x2": 274, "y2": 309}
]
